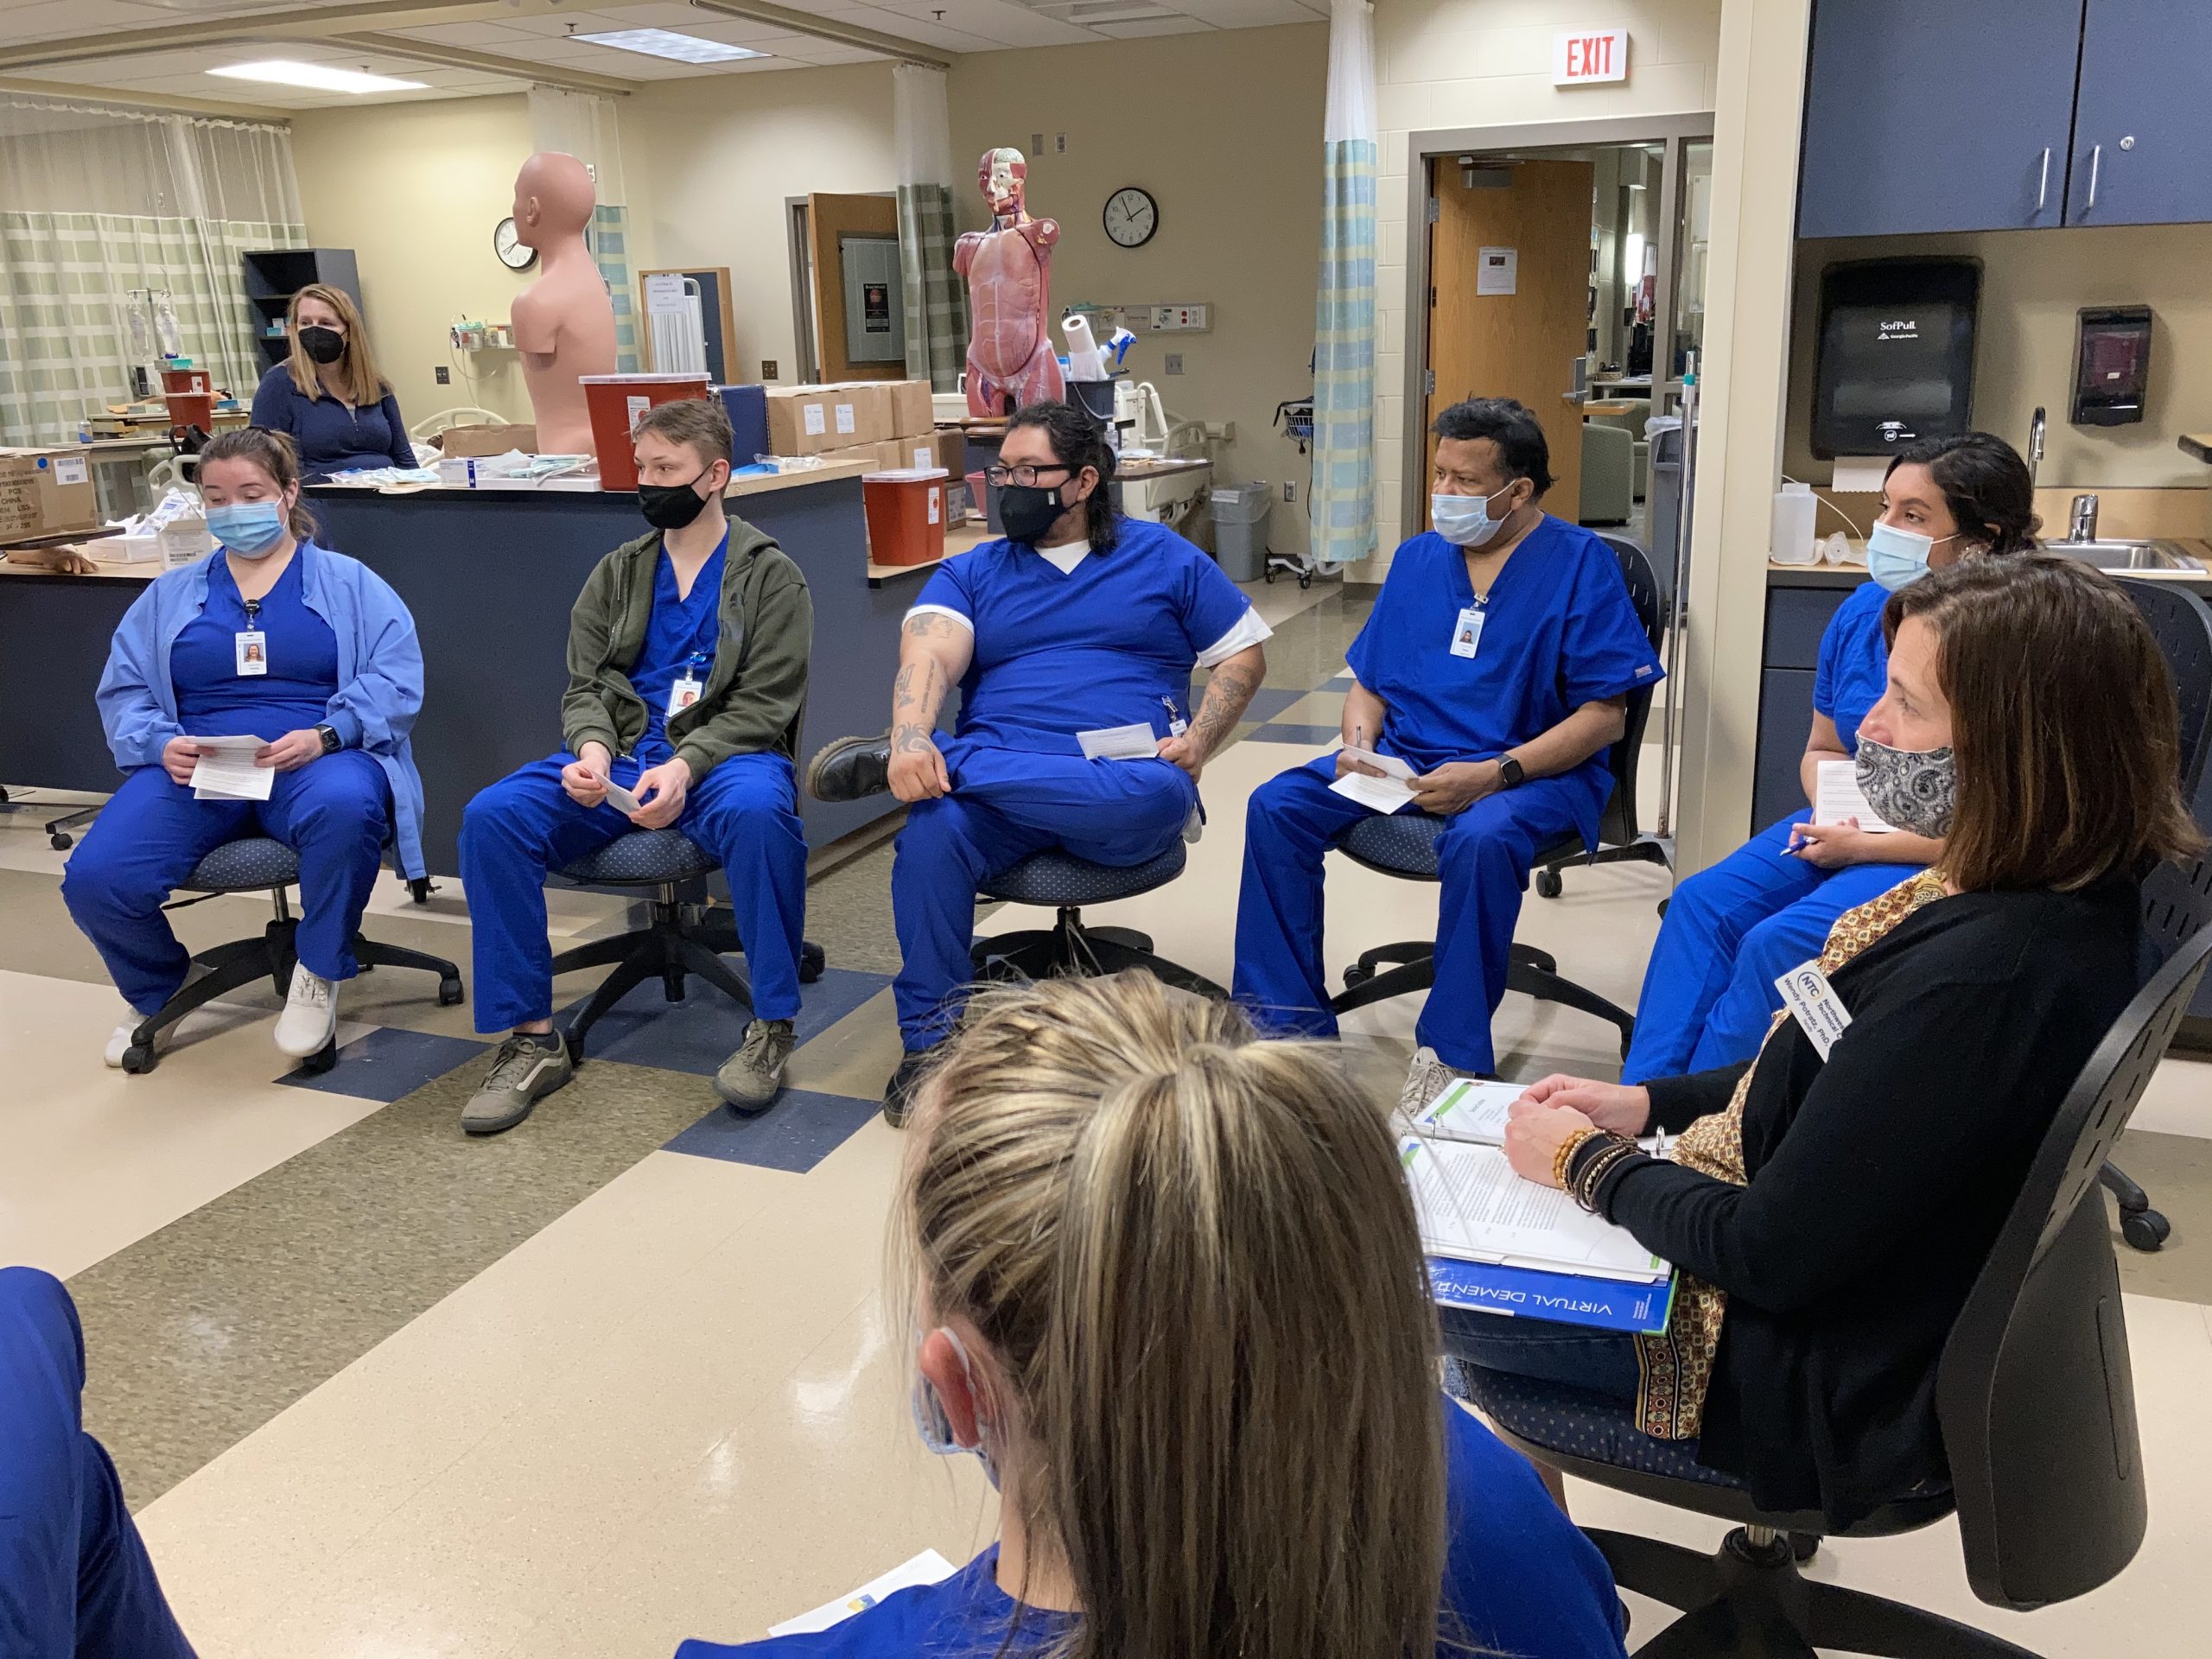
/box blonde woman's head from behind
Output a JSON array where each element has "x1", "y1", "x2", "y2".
[{"x1": 894, "y1": 971, "x2": 1447, "y2": 1659}]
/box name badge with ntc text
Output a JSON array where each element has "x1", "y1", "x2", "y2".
[
  {"x1": 235, "y1": 631, "x2": 268, "y2": 677},
  {"x1": 1775, "y1": 963, "x2": 1853, "y2": 1059},
  {"x1": 1450, "y1": 606, "x2": 1484, "y2": 659}
]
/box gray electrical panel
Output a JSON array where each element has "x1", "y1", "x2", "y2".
[{"x1": 840, "y1": 234, "x2": 905, "y2": 365}]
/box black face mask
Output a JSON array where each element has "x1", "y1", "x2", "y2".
[
  {"x1": 299, "y1": 326, "x2": 345, "y2": 365},
  {"x1": 999, "y1": 480, "x2": 1069, "y2": 545},
  {"x1": 638, "y1": 469, "x2": 713, "y2": 531}
]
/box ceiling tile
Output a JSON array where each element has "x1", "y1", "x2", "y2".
[
  {"x1": 390, "y1": 22, "x2": 541, "y2": 49},
  {"x1": 865, "y1": 1, "x2": 1093, "y2": 49},
  {"x1": 1089, "y1": 18, "x2": 1216, "y2": 40},
  {"x1": 0, "y1": 0, "x2": 176, "y2": 42}
]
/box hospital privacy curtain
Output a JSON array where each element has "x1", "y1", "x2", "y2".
[
  {"x1": 1310, "y1": 0, "x2": 1379, "y2": 571},
  {"x1": 893, "y1": 64, "x2": 967, "y2": 393}
]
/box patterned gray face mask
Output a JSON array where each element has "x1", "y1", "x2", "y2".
[{"x1": 1854, "y1": 734, "x2": 1955, "y2": 838}]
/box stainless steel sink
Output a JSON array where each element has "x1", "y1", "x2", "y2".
[{"x1": 2044, "y1": 538, "x2": 2207, "y2": 573}]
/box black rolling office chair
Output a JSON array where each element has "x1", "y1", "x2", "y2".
[
  {"x1": 115, "y1": 836, "x2": 462, "y2": 1074},
  {"x1": 1331, "y1": 535, "x2": 1668, "y2": 1057},
  {"x1": 549, "y1": 828, "x2": 826, "y2": 1058},
  {"x1": 2101, "y1": 579, "x2": 2212, "y2": 1251},
  {"x1": 968, "y1": 839, "x2": 1225, "y2": 998},
  {"x1": 1458, "y1": 859, "x2": 2212, "y2": 1658}
]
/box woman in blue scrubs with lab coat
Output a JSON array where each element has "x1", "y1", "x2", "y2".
[
  {"x1": 675, "y1": 975, "x2": 1628, "y2": 1659},
  {"x1": 1233, "y1": 397, "x2": 1660, "y2": 1077},
  {"x1": 1621, "y1": 432, "x2": 2037, "y2": 1082},
  {"x1": 62, "y1": 428, "x2": 426, "y2": 1067}
]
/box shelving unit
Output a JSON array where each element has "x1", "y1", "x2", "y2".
[{"x1": 240, "y1": 248, "x2": 362, "y2": 371}]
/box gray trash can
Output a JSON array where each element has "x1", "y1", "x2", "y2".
[
  {"x1": 1210, "y1": 482, "x2": 1273, "y2": 582},
  {"x1": 1646, "y1": 416, "x2": 1693, "y2": 613}
]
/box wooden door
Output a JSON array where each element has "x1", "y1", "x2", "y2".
[
  {"x1": 807, "y1": 193, "x2": 900, "y2": 381},
  {"x1": 1427, "y1": 157, "x2": 1592, "y2": 526}
]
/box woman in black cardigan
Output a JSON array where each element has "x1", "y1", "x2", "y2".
[{"x1": 1448, "y1": 556, "x2": 2203, "y2": 1529}]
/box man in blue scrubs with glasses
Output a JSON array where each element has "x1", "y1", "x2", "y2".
[{"x1": 1234, "y1": 397, "x2": 1659, "y2": 1077}]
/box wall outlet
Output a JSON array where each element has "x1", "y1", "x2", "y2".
[
  {"x1": 761, "y1": 359, "x2": 779, "y2": 380},
  {"x1": 1055, "y1": 131, "x2": 1066, "y2": 154},
  {"x1": 1031, "y1": 132, "x2": 1044, "y2": 156},
  {"x1": 435, "y1": 365, "x2": 449, "y2": 385},
  {"x1": 1164, "y1": 353, "x2": 1184, "y2": 376},
  {"x1": 1283, "y1": 480, "x2": 1298, "y2": 503}
]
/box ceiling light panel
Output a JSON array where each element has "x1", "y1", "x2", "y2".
[
  {"x1": 571, "y1": 29, "x2": 770, "y2": 63},
  {"x1": 207, "y1": 60, "x2": 429, "y2": 94}
]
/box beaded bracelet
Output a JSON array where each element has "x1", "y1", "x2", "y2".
[
  {"x1": 1568, "y1": 1134, "x2": 1644, "y2": 1214},
  {"x1": 1551, "y1": 1127, "x2": 1599, "y2": 1190}
]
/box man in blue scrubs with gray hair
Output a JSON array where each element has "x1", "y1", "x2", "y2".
[{"x1": 1233, "y1": 397, "x2": 1659, "y2": 1076}]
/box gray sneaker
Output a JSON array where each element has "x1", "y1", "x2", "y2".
[
  {"x1": 462, "y1": 1032, "x2": 572, "y2": 1135},
  {"x1": 715, "y1": 1018, "x2": 796, "y2": 1115}
]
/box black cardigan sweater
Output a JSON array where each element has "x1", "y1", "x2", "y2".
[{"x1": 1592, "y1": 874, "x2": 2143, "y2": 1527}]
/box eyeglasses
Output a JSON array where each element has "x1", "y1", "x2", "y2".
[{"x1": 984, "y1": 462, "x2": 1074, "y2": 487}]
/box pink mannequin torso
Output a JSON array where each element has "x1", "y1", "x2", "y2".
[
  {"x1": 957, "y1": 148, "x2": 1065, "y2": 418},
  {"x1": 511, "y1": 152, "x2": 618, "y2": 456}
]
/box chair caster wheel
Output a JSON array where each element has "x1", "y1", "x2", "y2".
[
  {"x1": 2121, "y1": 1209, "x2": 2171, "y2": 1252},
  {"x1": 1343, "y1": 963, "x2": 1374, "y2": 989},
  {"x1": 1263, "y1": 566, "x2": 1276, "y2": 583},
  {"x1": 301, "y1": 1039, "x2": 338, "y2": 1077},
  {"x1": 799, "y1": 942, "x2": 826, "y2": 984},
  {"x1": 1789, "y1": 1531, "x2": 1821, "y2": 1561},
  {"x1": 120, "y1": 1043, "x2": 156, "y2": 1075},
  {"x1": 437, "y1": 976, "x2": 465, "y2": 1007},
  {"x1": 1299, "y1": 573, "x2": 1312, "y2": 590},
  {"x1": 49, "y1": 833, "x2": 73, "y2": 850},
  {"x1": 1535, "y1": 869, "x2": 1564, "y2": 899}
]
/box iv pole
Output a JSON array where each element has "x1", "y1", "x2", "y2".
[{"x1": 1654, "y1": 348, "x2": 1696, "y2": 840}]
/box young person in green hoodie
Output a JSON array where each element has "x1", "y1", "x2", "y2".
[{"x1": 457, "y1": 398, "x2": 814, "y2": 1135}]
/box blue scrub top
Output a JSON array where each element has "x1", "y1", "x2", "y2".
[
  {"x1": 1348, "y1": 518, "x2": 1659, "y2": 834},
  {"x1": 913, "y1": 517, "x2": 1251, "y2": 754},
  {"x1": 627, "y1": 535, "x2": 728, "y2": 763},
  {"x1": 170, "y1": 551, "x2": 339, "y2": 739},
  {"x1": 1813, "y1": 578, "x2": 1891, "y2": 755},
  {"x1": 248, "y1": 364, "x2": 416, "y2": 482},
  {"x1": 676, "y1": 1399, "x2": 1627, "y2": 1659}
]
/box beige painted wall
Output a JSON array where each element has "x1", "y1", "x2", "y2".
[
  {"x1": 289, "y1": 94, "x2": 539, "y2": 428},
  {"x1": 1787, "y1": 224, "x2": 2212, "y2": 493},
  {"x1": 946, "y1": 25, "x2": 1327, "y2": 564},
  {"x1": 1372, "y1": 0, "x2": 1723, "y2": 568}
]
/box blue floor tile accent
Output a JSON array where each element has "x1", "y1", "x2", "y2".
[
  {"x1": 663, "y1": 1088, "x2": 883, "y2": 1173},
  {"x1": 556, "y1": 964, "x2": 892, "y2": 1077},
  {"x1": 1321, "y1": 675, "x2": 1357, "y2": 691},
  {"x1": 280, "y1": 1025, "x2": 492, "y2": 1102},
  {"x1": 1185, "y1": 680, "x2": 1306, "y2": 726},
  {"x1": 1247, "y1": 722, "x2": 1345, "y2": 747}
]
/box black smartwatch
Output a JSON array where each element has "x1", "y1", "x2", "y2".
[
  {"x1": 1496, "y1": 754, "x2": 1526, "y2": 790},
  {"x1": 315, "y1": 722, "x2": 341, "y2": 755}
]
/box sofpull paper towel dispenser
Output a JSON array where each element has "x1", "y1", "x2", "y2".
[{"x1": 1810, "y1": 258, "x2": 1980, "y2": 460}]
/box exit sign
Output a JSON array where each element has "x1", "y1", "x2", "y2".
[{"x1": 1554, "y1": 29, "x2": 1630, "y2": 86}]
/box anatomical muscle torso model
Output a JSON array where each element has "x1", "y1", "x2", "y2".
[
  {"x1": 957, "y1": 148, "x2": 1065, "y2": 419},
  {"x1": 509, "y1": 152, "x2": 618, "y2": 456}
]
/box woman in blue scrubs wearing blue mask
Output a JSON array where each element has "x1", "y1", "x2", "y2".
[
  {"x1": 1623, "y1": 432, "x2": 2037, "y2": 1082},
  {"x1": 63, "y1": 428, "x2": 426, "y2": 1067},
  {"x1": 677, "y1": 974, "x2": 1628, "y2": 1659}
]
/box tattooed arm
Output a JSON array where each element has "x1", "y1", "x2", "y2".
[
  {"x1": 1158, "y1": 643, "x2": 1266, "y2": 782},
  {"x1": 888, "y1": 610, "x2": 975, "y2": 803}
]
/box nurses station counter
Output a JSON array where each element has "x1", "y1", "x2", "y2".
[{"x1": 0, "y1": 461, "x2": 933, "y2": 874}]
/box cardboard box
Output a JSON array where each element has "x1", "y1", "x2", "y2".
[
  {"x1": 887, "y1": 379, "x2": 934, "y2": 440},
  {"x1": 0, "y1": 447, "x2": 99, "y2": 541},
  {"x1": 764, "y1": 387, "x2": 835, "y2": 456},
  {"x1": 931, "y1": 428, "x2": 966, "y2": 476},
  {"x1": 819, "y1": 440, "x2": 911, "y2": 473},
  {"x1": 823, "y1": 382, "x2": 893, "y2": 447},
  {"x1": 437, "y1": 423, "x2": 537, "y2": 459}
]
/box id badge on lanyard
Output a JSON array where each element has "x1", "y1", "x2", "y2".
[
  {"x1": 668, "y1": 651, "x2": 709, "y2": 718},
  {"x1": 236, "y1": 600, "x2": 267, "y2": 677},
  {"x1": 1449, "y1": 603, "x2": 1485, "y2": 659}
]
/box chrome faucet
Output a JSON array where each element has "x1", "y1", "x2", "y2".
[
  {"x1": 2027, "y1": 406, "x2": 2046, "y2": 493},
  {"x1": 2069, "y1": 493, "x2": 2100, "y2": 542}
]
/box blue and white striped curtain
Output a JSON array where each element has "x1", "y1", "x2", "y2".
[{"x1": 1310, "y1": 0, "x2": 1378, "y2": 570}]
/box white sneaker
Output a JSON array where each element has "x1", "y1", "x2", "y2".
[
  {"x1": 104, "y1": 1014, "x2": 143, "y2": 1069},
  {"x1": 273, "y1": 963, "x2": 340, "y2": 1058}
]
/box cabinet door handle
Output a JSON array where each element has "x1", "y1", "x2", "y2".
[
  {"x1": 2036, "y1": 146, "x2": 2051, "y2": 212},
  {"x1": 2086, "y1": 143, "x2": 2102, "y2": 210}
]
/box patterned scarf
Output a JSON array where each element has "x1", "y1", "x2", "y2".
[{"x1": 1632, "y1": 868, "x2": 1952, "y2": 1440}]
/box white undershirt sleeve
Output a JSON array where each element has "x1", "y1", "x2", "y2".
[
  {"x1": 1196, "y1": 605, "x2": 1274, "y2": 669},
  {"x1": 903, "y1": 602, "x2": 974, "y2": 633}
]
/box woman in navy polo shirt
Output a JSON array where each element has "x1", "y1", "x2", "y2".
[{"x1": 247, "y1": 283, "x2": 417, "y2": 481}]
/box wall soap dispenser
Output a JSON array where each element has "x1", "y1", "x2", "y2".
[{"x1": 2072, "y1": 306, "x2": 2152, "y2": 428}]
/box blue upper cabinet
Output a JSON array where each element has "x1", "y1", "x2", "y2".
[
  {"x1": 1798, "y1": 0, "x2": 2086, "y2": 238},
  {"x1": 2068, "y1": 1, "x2": 2212, "y2": 226}
]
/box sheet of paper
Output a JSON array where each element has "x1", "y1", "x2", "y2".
[
  {"x1": 1815, "y1": 759, "x2": 1894, "y2": 832},
  {"x1": 767, "y1": 1549, "x2": 959, "y2": 1637},
  {"x1": 1409, "y1": 1077, "x2": 1522, "y2": 1145},
  {"x1": 1329, "y1": 771, "x2": 1416, "y2": 813},
  {"x1": 1338, "y1": 745, "x2": 1415, "y2": 780},
  {"x1": 1402, "y1": 1137, "x2": 1669, "y2": 1281},
  {"x1": 1077, "y1": 722, "x2": 1160, "y2": 762},
  {"x1": 601, "y1": 779, "x2": 642, "y2": 815},
  {"x1": 187, "y1": 734, "x2": 273, "y2": 802}
]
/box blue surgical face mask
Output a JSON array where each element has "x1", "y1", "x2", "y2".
[
  {"x1": 1431, "y1": 485, "x2": 1512, "y2": 548},
  {"x1": 1866, "y1": 520, "x2": 1959, "y2": 592},
  {"x1": 911, "y1": 1326, "x2": 999, "y2": 1489},
  {"x1": 206, "y1": 500, "x2": 288, "y2": 559}
]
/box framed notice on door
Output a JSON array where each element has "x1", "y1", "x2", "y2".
[{"x1": 1477, "y1": 247, "x2": 1519, "y2": 296}]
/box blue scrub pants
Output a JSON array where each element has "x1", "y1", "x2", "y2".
[
  {"x1": 1, "y1": 1268, "x2": 196, "y2": 1659},
  {"x1": 1232, "y1": 755, "x2": 1580, "y2": 1076},
  {"x1": 891, "y1": 737, "x2": 1198, "y2": 1050},
  {"x1": 61, "y1": 754, "x2": 392, "y2": 1016},
  {"x1": 1622, "y1": 810, "x2": 1927, "y2": 1084},
  {"x1": 460, "y1": 750, "x2": 807, "y2": 1034}
]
